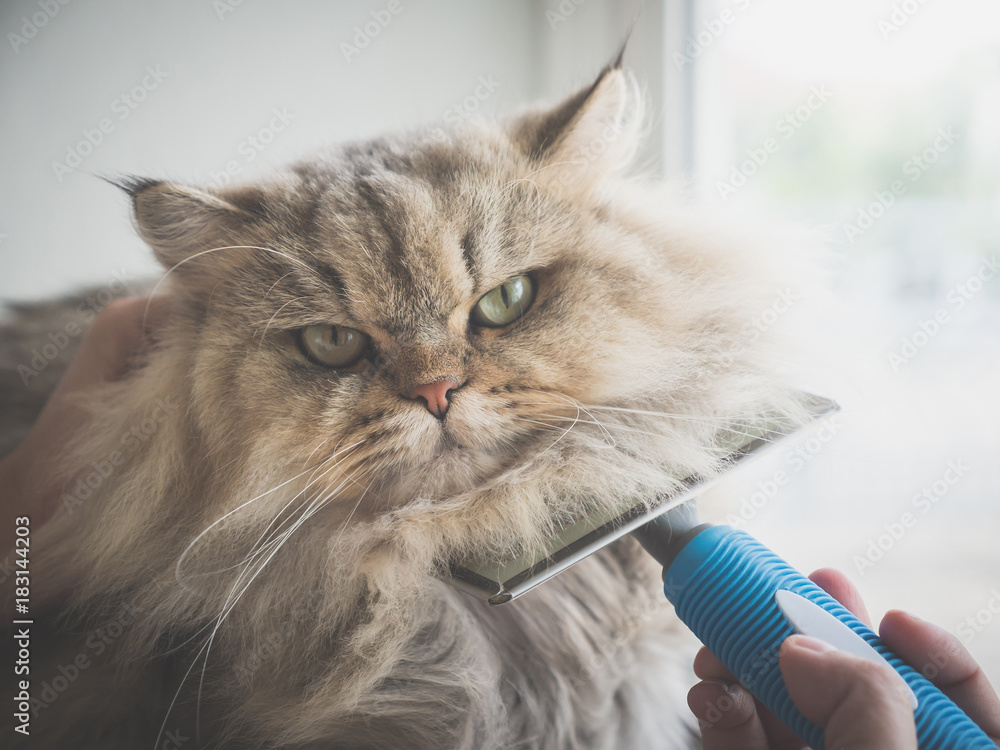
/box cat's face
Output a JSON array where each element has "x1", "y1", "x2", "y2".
[{"x1": 131, "y1": 66, "x2": 789, "y2": 547}]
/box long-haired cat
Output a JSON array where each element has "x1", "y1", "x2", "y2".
[{"x1": 1, "y1": 58, "x2": 805, "y2": 749}]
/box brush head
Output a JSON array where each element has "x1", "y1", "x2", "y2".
[{"x1": 448, "y1": 394, "x2": 839, "y2": 605}]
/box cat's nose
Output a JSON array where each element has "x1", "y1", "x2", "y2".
[{"x1": 405, "y1": 376, "x2": 462, "y2": 419}]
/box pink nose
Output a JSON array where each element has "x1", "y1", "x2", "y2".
[{"x1": 405, "y1": 377, "x2": 461, "y2": 419}]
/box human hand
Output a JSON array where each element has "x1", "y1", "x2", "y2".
[
  {"x1": 687, "y1": 568, "x2": 1000, "y2": 749},
  {"x1": 0, "y1": 296, "x2": 169, "y2": 531}
]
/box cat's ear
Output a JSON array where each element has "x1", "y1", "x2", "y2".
[
  {"x1": 120, "y1": 178, "x2": 263, "y2": 279},
  {"x1": 510, "y1": 52, "x2": 643, "y2": 192}
]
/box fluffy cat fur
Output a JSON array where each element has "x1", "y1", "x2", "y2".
[{"x1": 1, "y1": 59, "x2": 807, "y2": 749}]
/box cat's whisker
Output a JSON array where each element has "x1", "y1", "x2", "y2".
[
  {"x1": 579, "y1": 402, "x2": 799, "y2": 430},
  {"x1": 142, "y1": 244, "x2": 322, "y2": 335},
  {"x1": 529, "y1": 413, "x2": 675, "y2": 443},
  {"x1": 264, "y1": 270, "x2": 297, "y2": 299},
  {"x1": 519, "y1": 406, "x2": 584, "y2": 464},
  {"x1": 256, "y1": 295, "x2": 308, "y2": 353},
  {"x1": 158, "y1": 446, "x2": 367, "y2": 667},
  {"x1": 213, "y1": 454, "x2": 370, "y2": 632},
  {"x1": 518, "y1": 390, "x2": 618, "y2": 446},
  {"x1": 215, "y1": 440, "x2": 364, "y2": 579},
  {"x1": 191, "y1": 463, "x2": 368, "y2": 741},
  {"x1": 533, "y1": 412, "x2": 781, "y2": 449},
  {"x1": 521, "y1": 399, "x2": 790, "y2": 445},
  {"x1": 210, "y1": 441, "x2": 365, "y2": 578},
  {"x1": 175, "y1": 439, "x2": 366, "y2": 590},
  {"x1": 513, "y1": 416, "x2": 618, "y2": 449}
]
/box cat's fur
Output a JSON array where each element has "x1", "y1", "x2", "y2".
[{"x1": 2, "y1": 60, "x2": 805, "y2": 748}]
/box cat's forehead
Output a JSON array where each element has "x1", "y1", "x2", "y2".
[{"x1": 284, "y1": 140, "x2": 565, "y2": 329}]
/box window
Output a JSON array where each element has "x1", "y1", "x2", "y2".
[{"x1": 681, "y1": 0, "x2": 1000, "y2": 683}]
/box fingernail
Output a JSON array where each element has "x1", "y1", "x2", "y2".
[
  {"x1": 726, "y1": 681, "x2": 749, "y2": 698},
  {"x1": 704, "y1": 678, "x2": 746, "y2": 698},
  {"x1": 788, "y1": 635, "x2": 837, "y2": 653}
]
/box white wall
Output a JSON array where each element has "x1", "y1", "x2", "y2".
[{"x1": 0, "y1": 0, "x2": 663, "y2": 302}]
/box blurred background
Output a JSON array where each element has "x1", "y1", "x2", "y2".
[{"x1": 2, "y1": 0, "x2": 998, "y2": 685}]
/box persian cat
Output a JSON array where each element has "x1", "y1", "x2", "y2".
[{"x1": 1, "y1": 58, "x2": 804, "y2": 749}]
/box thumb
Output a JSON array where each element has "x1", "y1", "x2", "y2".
[{"x1": 780, "y1": 635, "x2": 918, "y2": 750}]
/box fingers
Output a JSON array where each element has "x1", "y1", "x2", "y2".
[
  {"x1": 809, "y1": 567, "x2": 874, "y2": 628},
  {"x1": 5, "y1": 295, "x2": 171, "y2": 529},
  {"x1": 67, "y1": 295, "x2": 171, "y2": 385},
  {"x1": 693, "y1": 644, "x2": 736, "y2": 682},
  {"x1": 692, "y1": 647, "x2": 807, "y2": 749},
  {"x1": 781, "y1": 635, "x2": 918, "y2": 750},
  {"x1": 692, "y1": 567, "x2": 871, "y2": 684},
  {"x1": 880, "y1": 609, "x2": 1000, "y2": 740},
  {"x1": 687, "y1": 679, "x2": 775, "y2": 750}
]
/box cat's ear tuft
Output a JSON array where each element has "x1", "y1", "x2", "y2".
[
  {"x1": 510, "y1": 55, "x2": 644, "y2": 191},
  {"x1": 127, "y1": 180, "x2": 251, "y2": 274}
]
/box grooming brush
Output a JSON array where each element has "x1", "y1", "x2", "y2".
[{"x1": 449, "y1": 394, "x2": 995, "y2": 749}]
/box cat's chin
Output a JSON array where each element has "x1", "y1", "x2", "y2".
[{"x1": 379, "y1": 437, "x2": 512, "y2": 503}]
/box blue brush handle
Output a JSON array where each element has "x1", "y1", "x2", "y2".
[{"x1": 662, "y1": 525, "x2": 995, "y2": 749}]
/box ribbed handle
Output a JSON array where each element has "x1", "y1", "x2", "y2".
[{"x1": 663, "y1": 525, "x2": 995, "y2": 749}]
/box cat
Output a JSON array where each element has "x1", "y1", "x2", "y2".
[{"x1": 1, "y1": 56, "x2": 806, "y2": 749}]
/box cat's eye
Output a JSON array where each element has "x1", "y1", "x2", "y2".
[
  {"x1": 471, "y1": 275, "x2": 536, "y2": 328},
  {"x1": 299, "y1": 325, "x2": 369, "y2": 368}
]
